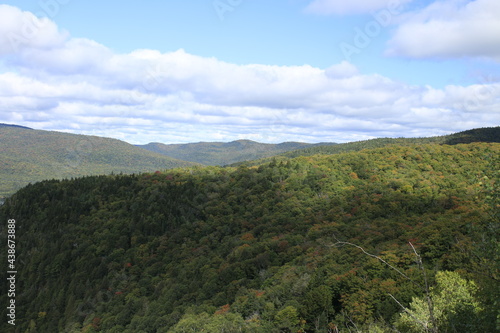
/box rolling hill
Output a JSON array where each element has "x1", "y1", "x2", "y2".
[
  {"x1": 0, "y1": 123, "x2": 32, "y2": 130},
  {"x1": 0, "y1": 125, "x2": 198, "y2": 199},
  {"x1": 137, "y1": 140, "x2": 337, "y2": 166},
  {"x1": 2, "y1": 125, "x2": 497, "y2": 199},
  {"x1": 230, "y1": 126, "x2": 500, "y2": 167}
]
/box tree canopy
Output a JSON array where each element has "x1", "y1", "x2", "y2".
[{"x1": 0, "y1": 142, "x2": 498, "y2": 332}]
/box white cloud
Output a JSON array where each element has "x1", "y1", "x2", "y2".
[
  {"x1": 0, "y1": 5, "x2": 68, "y2": 55},
  {"x1": 325, "y1": 61, "x2": 359, "y2": 78},
  {"x1": 0, "y1": 5, "x2": 498, "y2": 144},
  {"x1": 305, "y1": 0, "x2": 413, "y2": 15},
  {"x1": 17, "y1": 38, "x2": 113, "y2": 75},
  {"x1": 386, "y1": 0, "x2": 500, "y2": 61}
]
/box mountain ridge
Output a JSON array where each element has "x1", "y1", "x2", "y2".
[
  {"x1": 137, "y1": 140, "x2": 337, "y2": 165},
  {"x1": 0, "y1": 126, "x2": 198, "y2": 198},
  {"x1": 1, "y1": 125, "x2": 498, "y2": 197},
  {"x1": 229, "y1": 126, "x2": 500, "y2": 167},
  {"x1": 0, "y1": 123, "x2": 33, "y2": 130}
]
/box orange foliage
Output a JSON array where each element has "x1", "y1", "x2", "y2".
[
  {"x1": 240, "y1": 232, "x2": 255, "y2": 241},
  {"x1": 215, "y1": 304, "x2": 230, "y2": 315}
]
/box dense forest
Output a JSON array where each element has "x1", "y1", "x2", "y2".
[
  {"x1": 0, "y1": 140, "x2": 499, "y2": 332},
  {"x1": 231, "y1": 127, "x2": 500, "y2": 167}
]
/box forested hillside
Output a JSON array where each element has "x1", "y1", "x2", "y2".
[
  {"x1": 231, "y1": 126, "x2": 500, "y2": 167},
  {"x1": 0, "y1": 123, "x2": 32, "y2": 130},
  {"x1": 137, "y1": 140, "x2": 336, "y2": 166},
  {"x1": 1, "y1": 142, "x2": 498, "y2": 332},
  {"x1": 0, "y1": 126, "x2": 198, "y2": 198}
]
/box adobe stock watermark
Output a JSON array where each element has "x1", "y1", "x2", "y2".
[
  {"x1": 6, "y1": 219, "x2": 17, "y2": 326},
  {"x1": 268, "y1": 110, "x2": 288, "y2": 139},
  {"x1": 213, "y1": 0, "x2": 244, "y2": 21},
  {"x1": 63, "y1": 139, "x2": 94, "y2": 170},
  {"x1": 7, "y1": 0, "x2": 72, "y2": 53},
  {"x1": 461, "y1": 74, "x2": 499, "y2": 112},
  {"x1": 339, "y1": 0, "x2": 404, "y2": 62},
  {"x1": 121, "y1": 61, "x2": 171, "y2": 106},
  {"x1": 49, "y1": 137, "x2": 94, "y2": 182}
]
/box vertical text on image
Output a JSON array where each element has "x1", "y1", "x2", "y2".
[{"x1": 6, "y1": 219, "x2": 17, "y2": 326}]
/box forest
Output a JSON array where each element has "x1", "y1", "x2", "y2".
[
  {"x1": 136, "y1": 140, "x2": 329, "y2": 166},
  {"x1": 0, "y1": 139, "x2": 499, "y2": 332},
  {"x1": 0, "y1": 125, "x2": 197, "y2": 199}
]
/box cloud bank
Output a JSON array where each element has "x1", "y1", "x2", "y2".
[
  {"x1": 387, "y1": 0, "x2": 500, "y2": 61},
  {"x1": 305, "y1": 0, "x2": 500, "y2": 62},
  {"x1": 0, "y1": 4, "x2": 498, "y2": 144}
]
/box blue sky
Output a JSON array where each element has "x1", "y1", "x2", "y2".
[{"x1": 0, "y1": 0, "x2": 499, "y2": 143}]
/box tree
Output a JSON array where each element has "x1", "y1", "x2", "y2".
[
  {"x1": 473, "y1": 170, "x2": 500, "y2": 330},
  {"x1": 168, "y1": 311, "x2": 265, "y2": 333},
  {"x1": 204, "y1": 312, "x2": 246, "y2": 332},
  {"x1": 168, "y1": 312, "x2": 210, "y2": 332},
  {"x1": 395, "y1": 271, "x2": 482, "y2": 333},
  {"x1": 274, "y1": 306, "x2": 304, "y2": 332},
  {"x1": 303, "y1": 285, "x2": 333, "y2": 331}
]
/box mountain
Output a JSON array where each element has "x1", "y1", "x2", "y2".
[
  {"x1": 0, "y1": 126, "x2": 198, "y2": 198},
  {"x1": 230, "y1": 126, "x2": 500, "y2": 167},
  {"x1": 441, "y1": 126, "x2": 500, "y2": 144},
  {"x1": 1, "y1": 141, "x2": 498, "y2": 332},
  {"x1": 0, "y1": 123, "x2": 33, "y2": 130},
  {"x1": 137, "y1": 140, "x2": 337, "y2": 165},
  {"x1": 2, "y1": 126, "x2": 497, "y2": 197}
]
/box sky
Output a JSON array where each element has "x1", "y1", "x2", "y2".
[{"x1": 0, "y1": 0, "x2": 499, "y2": 144}]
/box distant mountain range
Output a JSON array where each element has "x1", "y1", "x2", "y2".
[
  {"x1": 138, "y1": 127, "x2": 500, "y2": 167},
  {"x1": 137, "y1": 140, "x2": 337, "y2": 166},
  {"x1": 229, "y1": 127, "x2": 500, "y2": 167},
  {"x1": 0, "y1": 125, "x2": 198, "y2": 198},
  {"x1": 1, "y1": 124, "x2": 498, "y2": 198}
]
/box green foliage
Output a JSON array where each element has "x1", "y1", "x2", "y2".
[
  {"x1": 395, "y1": 271, "x2": 482, "y2": 332},
  {"x1": 0, "y1": 126, "x2": 198, "y2": 198},
  {"x1": 0, "y1": 141, "x2": 498, "y2": 332},
  {"x1": 168, "y1": 312, "x2": 210, "y2": 332},
  {"x1": 274, "y1": 306, "x2": 303, "y2": 332},
  {"x1": 138, "y1": 139, "x2": 330, "y2": 166},
  {"x1": 168, "y1": 311, "x2": 267, "y2": 333},
  {"x1": 231, "y1": 126, "x2": 500, "y2": 167},
  {"x1": 470, "y1": 161, "x2": 500, "y2": 331}
]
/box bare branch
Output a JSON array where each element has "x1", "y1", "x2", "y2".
[
  {"x1": 388, "y1": 293, "x2": 429, "y2": 331},
  {"x1": 409, "y1": 242, "x2": 437, "y2": 333},
  {"x1": 331, "y1": 234, "x2": 439, "y2": 333},
  {"x1": 331, "y1": 235, "x2": 424, "y2": 292}
]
